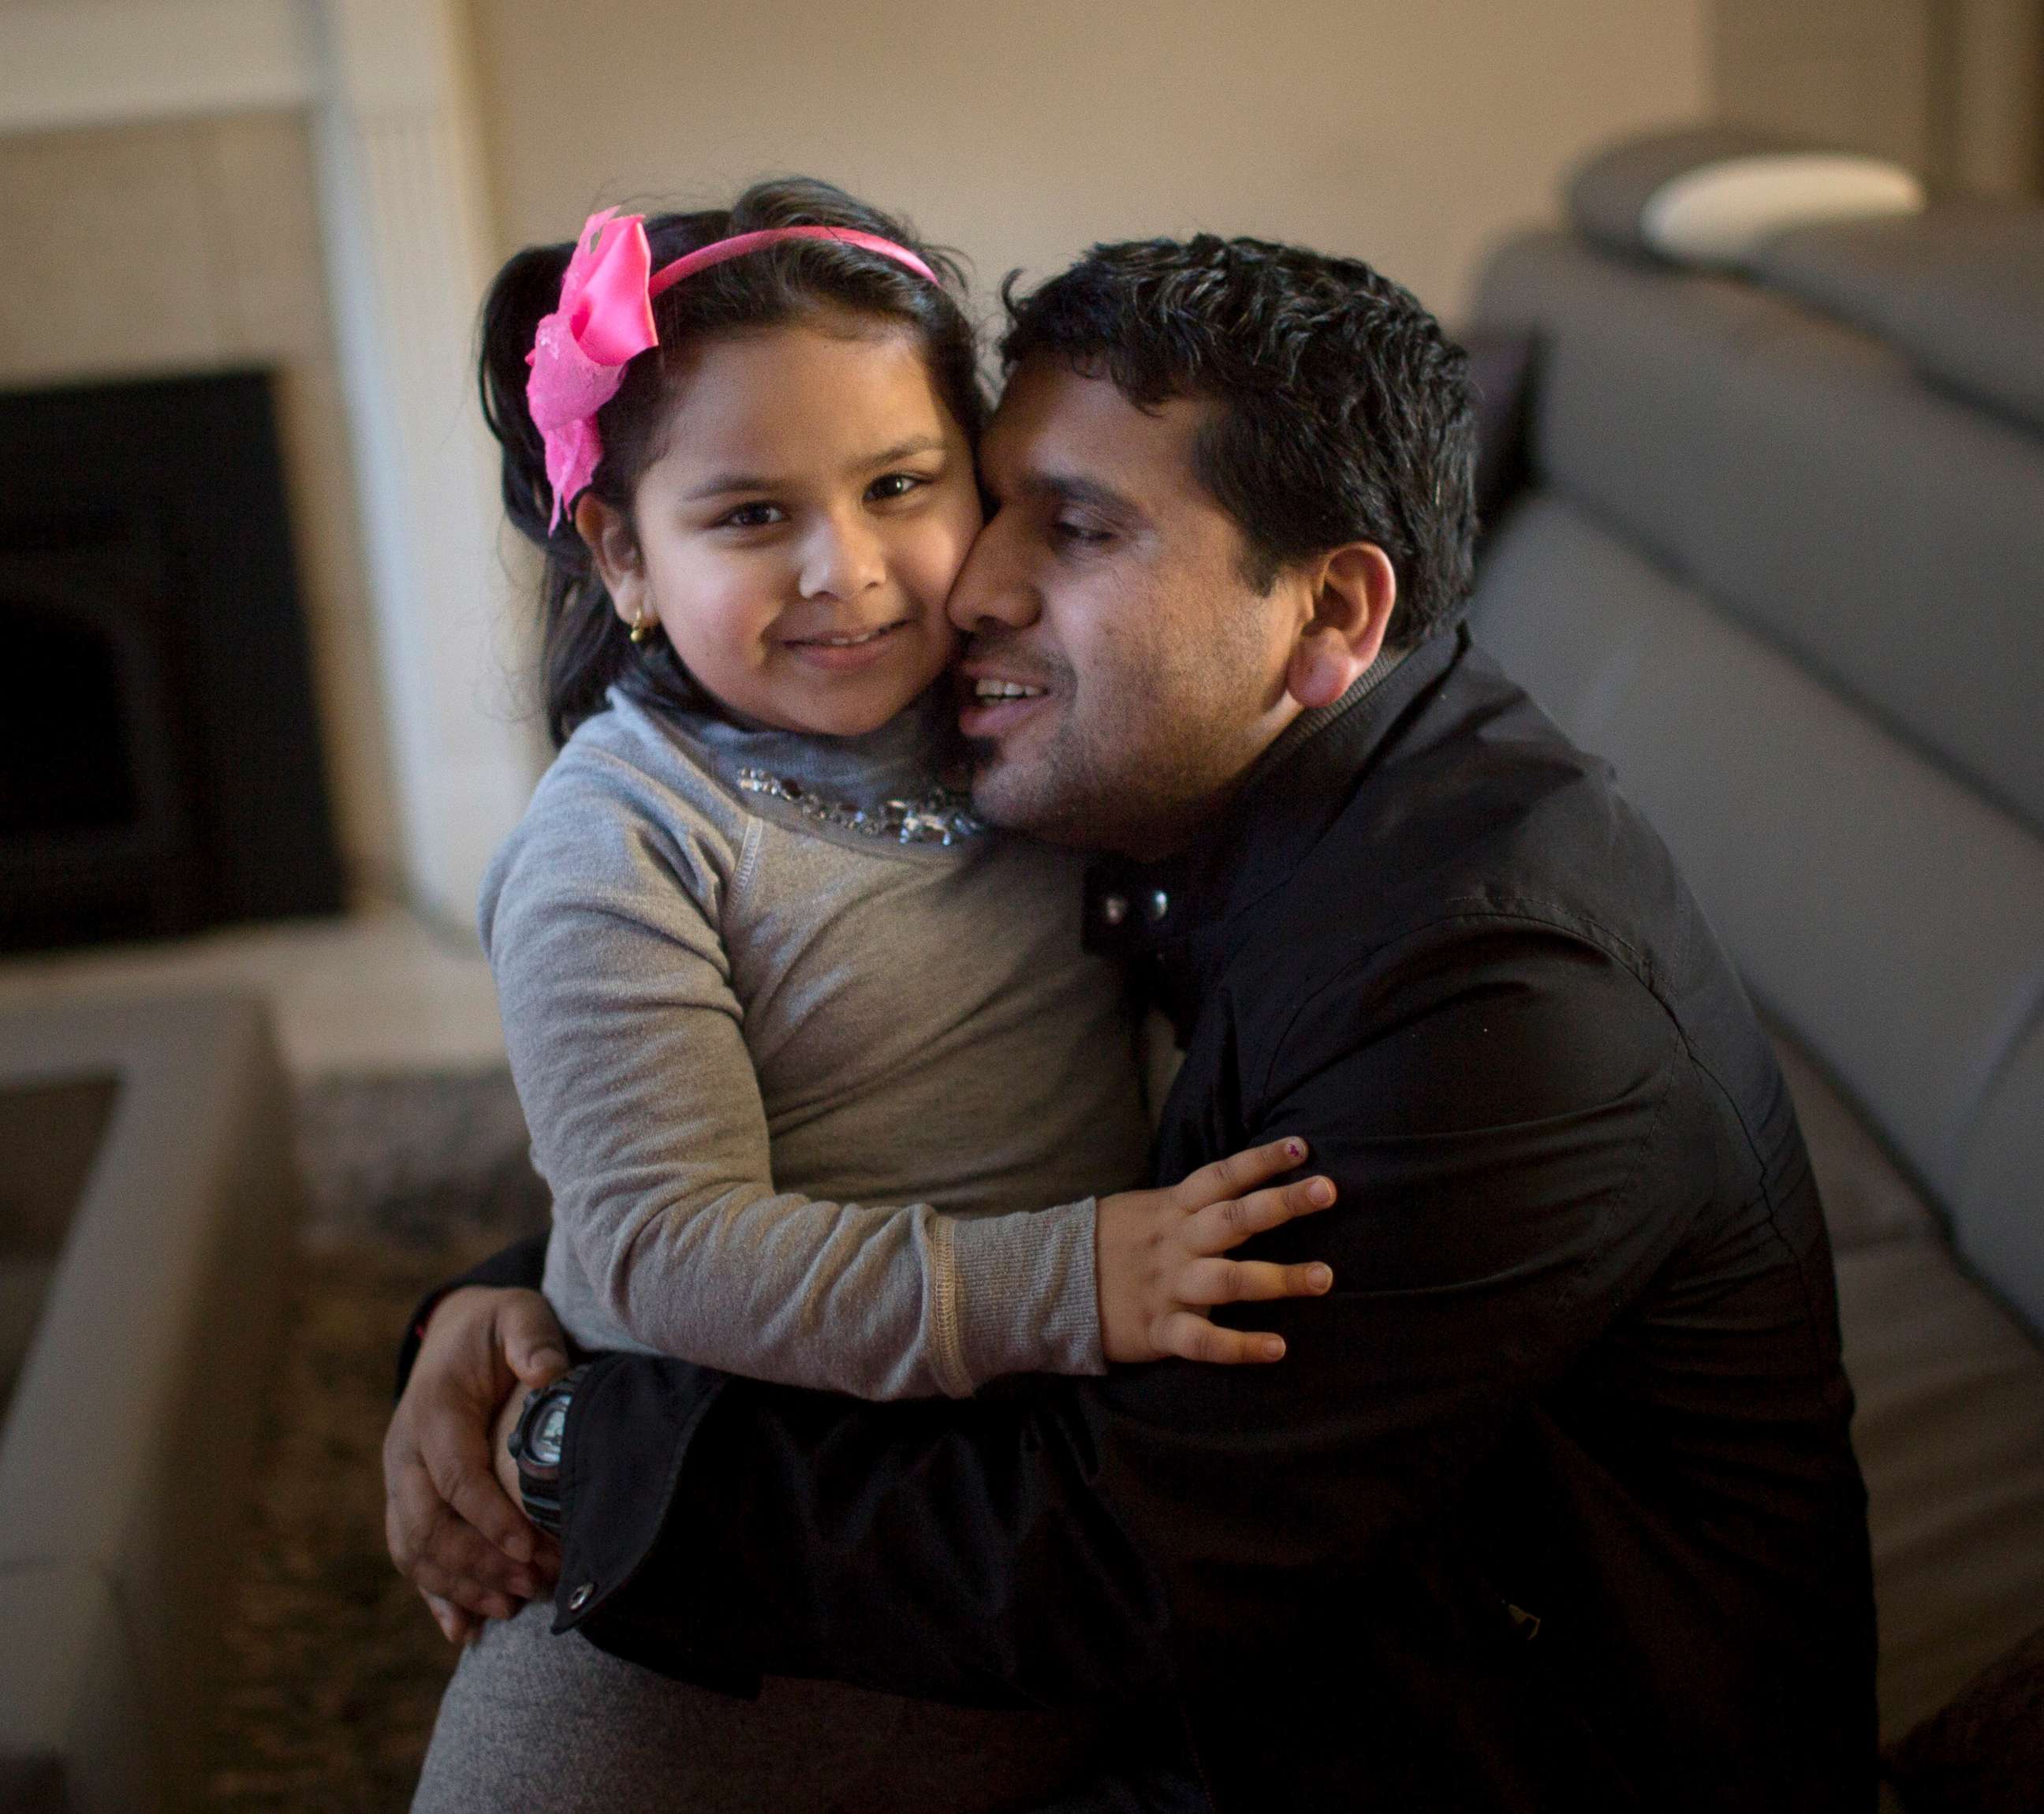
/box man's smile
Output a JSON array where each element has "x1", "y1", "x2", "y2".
[{"x1": 957, "y1": 663, "x2": 1055, "y2": 741}]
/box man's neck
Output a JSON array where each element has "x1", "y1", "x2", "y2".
[
  {"x1": 1245, "y1": 643, "x2": 1412, "y2": 793},
  {"x1": 1106, "y1": 644, "x2": 1415, "y2": 864}
]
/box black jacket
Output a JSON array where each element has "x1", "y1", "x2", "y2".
[{"x1": 428, "y1": 629, "x2": 1877, "y2": 1811}]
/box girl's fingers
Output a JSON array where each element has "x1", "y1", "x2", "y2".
[
  {"x1": 1181, "y1": 1256, "x2": 1334, "y2": 1307},
  {"x1": 1168, "y1": 1137, "x2": 1311, "y2": 1211},
  {"x1": 1188, "y1": 1176, "x2": 1337, "y2": 1253},
  {"x1": 1156, "y1": 1308, "x2": 1289, "y2": 1365}
]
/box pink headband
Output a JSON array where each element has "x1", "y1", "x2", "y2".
[{"x1": 524, "y1": 209, "x2": 941, "y2": 529}]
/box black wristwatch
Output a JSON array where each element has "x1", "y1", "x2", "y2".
[{"x1": 505, "y1": 1364, "x2": 588, "y2": 1536}]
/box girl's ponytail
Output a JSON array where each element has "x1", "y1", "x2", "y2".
[{"x1": 478, "y1": 238, "x2": 644, "y2": 745}]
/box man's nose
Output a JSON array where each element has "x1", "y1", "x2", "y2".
[
  {"x1": 947, "y1": 514, "x2": 1038, "y2": 633},
  {"x1": 798, "y1": 511, "x2": 886, "y2": 600}
]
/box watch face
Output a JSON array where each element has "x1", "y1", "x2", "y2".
[{"x1": 530, "y1": 1395, "x2": 569, "y2": 1469}]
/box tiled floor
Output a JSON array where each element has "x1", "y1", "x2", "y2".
[{"x1": 0, "y1": 905, "x2": 505, "y2": 1078}]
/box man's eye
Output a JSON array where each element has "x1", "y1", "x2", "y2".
[
  {"x1": 867, "y1": 472, "x2": 927, "y2": 502},
  {"x1": 718, "y1": 502, "x2": 784, "y2": 529},
  {"x1": 1052, "y1": 519, "x2": 1113, "y2": 548}
]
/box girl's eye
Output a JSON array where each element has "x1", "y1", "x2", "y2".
[
  {"x1": 867, "y1": 472, "x2": 927, "y2": 503},
  {"x1": 718, "y1": 502, "x2": 785, "y2": 530}
]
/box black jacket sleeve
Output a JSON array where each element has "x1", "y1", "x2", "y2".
[{"x1": 543, "y1": 929, "x2": 1700, "y2": 1706}]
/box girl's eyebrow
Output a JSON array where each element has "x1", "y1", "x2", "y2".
[
  {"x1": 683, "y1": 435, "x2": 949, "y2": 502},
  {"x1": 862, "y1": 434, "x2": 949, "y2": 468}
]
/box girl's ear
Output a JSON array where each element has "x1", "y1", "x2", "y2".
[
  {"x1": 573, "y1": 494, "x2": 647, "y2": 629},
  {"x1": 1284, "y1": 542, "x2": 1397, "y2": 711}
]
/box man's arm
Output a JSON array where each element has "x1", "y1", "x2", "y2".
[{"x1": 543, "y1": 928, "x2": 1698, "y2": 1704}]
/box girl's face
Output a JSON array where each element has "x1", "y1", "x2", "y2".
[{"x1": 578, "y1": 316, "x2": 981, "y2": 737}]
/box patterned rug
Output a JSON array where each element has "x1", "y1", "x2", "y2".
[{"x1": 201, "y1": 1070, "x2": 550, "y2": 1812}]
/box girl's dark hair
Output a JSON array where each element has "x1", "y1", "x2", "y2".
[{"x1": 479, "y1": 177, "x2": 984, "y2": 745}]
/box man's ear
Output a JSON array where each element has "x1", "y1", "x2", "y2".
[
  {"x1": 1284, "y1": 542, "x2": 1397, "y2": 711},
  {"x1": 573, "y1": 493, "x2": 647, "y2": 629}
]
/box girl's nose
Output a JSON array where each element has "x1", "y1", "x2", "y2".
[{"x1": 798, "y1": 512, "x2": 886, "y2": 601}]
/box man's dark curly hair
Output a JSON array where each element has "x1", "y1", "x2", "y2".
[{"x1": 1000, "y1": 235, "x2": 1477, "y2": 645}]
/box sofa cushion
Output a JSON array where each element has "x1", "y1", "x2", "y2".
[
  {"x1": 1886, "y1": 1621, "x2": 2044, "y2": 1814},
  {"x1": 1956, "y1": 1019, "x2": 2044, "y2": 1346},
  {"x1": 1835, "y1": 1242, "x2": 2044, "y2": 1741},
  {"x1": 1767, "y1": 1024, "x2": 1939, "y2": 1252},
  {"x1": 1475, "y1": 230, "x2": 2044, "y2": 842},
  {"x1": 1640, "y1": 154, "x2": 1922, "y2": 269},
  {"x1": 1751, "y1": 203, "x2": 2044, "y2": 439}
]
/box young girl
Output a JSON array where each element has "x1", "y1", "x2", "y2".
[{"x1": 414, "y1": 179, "x2": 1332, "y2": 1813}]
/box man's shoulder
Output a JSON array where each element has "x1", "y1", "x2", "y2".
[
  {"x1": 1295, "y1": 644, "x2": 1679, "y2": 977},
  {"x1": 1225, "y1": 639, "x2": 1777, "y2": 1141}
]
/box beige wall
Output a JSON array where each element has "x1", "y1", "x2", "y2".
[
  {"x1": 468, "y1": 0, "x2": 1710, "y2": 326},
  {"x1": 1711, "y1": 0, "x2": 2043, "y2": 195},
  {"x1": 0, "y1": 112, "x2": 400, "y2": 896}
]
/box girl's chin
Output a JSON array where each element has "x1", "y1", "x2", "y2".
[{"x1": 768, "y1": 672, "x2": 946, "y2": 741}]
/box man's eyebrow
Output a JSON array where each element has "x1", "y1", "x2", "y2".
[
  {"x1": 683, "y1": 435, "x2": 950, "y2": 502},
  {"x1": 1020, "y1": 472, "x2": 1143, "y2": 521}
]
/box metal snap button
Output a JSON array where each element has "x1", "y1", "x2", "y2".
[
  {"x1": 1144, "y1": 889, "x2": 1170, "y2": 922},
  {"x1": 1099, "y1": 893, "x2": 1129, "y2": 928},
  {"x1": 568, "y1": 1582, "x2": 595, "y2": 1613}
]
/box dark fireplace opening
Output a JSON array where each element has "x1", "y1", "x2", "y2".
[
  {"x1": 5, "y1": 600, "x2": 140, "y2": 834},
  {"x1": 0, "y1": 371, "x2": 344, "y2": 952}
]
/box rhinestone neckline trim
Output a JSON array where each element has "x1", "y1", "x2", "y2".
[{"x1": 734, "y1": 767, "x2": 987, "y2": 847}]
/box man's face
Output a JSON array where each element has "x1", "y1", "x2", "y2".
[{"x1": 949, "y1": 359, "x2": 1304, "y2": 857}]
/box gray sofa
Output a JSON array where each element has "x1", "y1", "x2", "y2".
[{"x1": 1466, "y1": 133, "x2": 2044, "y2": 1805}]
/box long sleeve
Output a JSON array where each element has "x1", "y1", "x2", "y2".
[
  {"x1": 484, "y1": 744, "x2": 1104, "y2": 1402},
  {"x1": 547, "y1": 931, "x2": 1710, "y2": 1696}
]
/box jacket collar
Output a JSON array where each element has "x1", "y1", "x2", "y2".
[{"x1": 1084, "y1": 626, "x2": 1465, "y2": 1032}]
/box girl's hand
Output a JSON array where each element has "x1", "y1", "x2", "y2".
[{"x1": 1095, "y1": 1137, "x2": 1336, "y2": 1365}]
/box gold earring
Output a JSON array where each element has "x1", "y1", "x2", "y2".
[{"x1": 628, "y1": 607, "x2": 653, "y2": 645}]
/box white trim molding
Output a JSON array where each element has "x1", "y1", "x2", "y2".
[
  {"x1": 308, "y1": 0, "x2": 546, "y2": 928},
  {"x1": 0, "y1": 0, "x2": 316, "y2": 137}
]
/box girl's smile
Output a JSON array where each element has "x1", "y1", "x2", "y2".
[{"x1": 576, "y1": 314, "x2": 982, "y2": 737}]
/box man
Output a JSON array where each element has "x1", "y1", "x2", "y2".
[{"x1": 387, "y1": 234, "x2": 1876, "y2": 1809}]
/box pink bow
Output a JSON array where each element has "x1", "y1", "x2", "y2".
[{"x1": 525, "y1": 209, "x2": 659, "y2": 530}]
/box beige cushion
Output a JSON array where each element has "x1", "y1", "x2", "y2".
[
  {"x1": 1768, "y1": 1021, "x2": 2044, "y2": 1736},
  {"x1": 1639, "y1": 154, "x2": 1924, "y2": 268},
  {"x1": 1770, "y1": 1026, "x2": 1941, "y2": 1251},
  {"x1": 1836, "y1": 1241, "x2": 2044, "y2": 1737},
  {"x1": 1888, "y1": 1620, "x2": 2044, "y2": 1812}
]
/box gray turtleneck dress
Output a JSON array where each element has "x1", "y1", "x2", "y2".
[{"x1": 480, "y1": 683, "x2": 1151, "y2": 1401}]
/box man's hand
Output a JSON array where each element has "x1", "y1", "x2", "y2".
[{"x1": 382, "y1": 1285, "x2": 569, "y2": 1640}]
